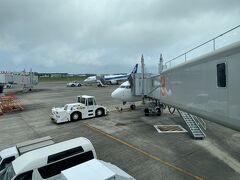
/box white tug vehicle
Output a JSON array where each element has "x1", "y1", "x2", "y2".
[{"x1": 51, "y1": 95, "x2": 108, "y2": 124}]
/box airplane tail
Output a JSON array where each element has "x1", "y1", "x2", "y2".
[
  {"x1": 131, "y1": 64, "x2": 138, "y2": 74},
  {"x1": 128, "y1": 64, "x2": 138, "y2": 86}
]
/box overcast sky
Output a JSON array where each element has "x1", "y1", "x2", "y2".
[{"x1": 0, "y1": 0, "x2": 240, "y2": 74}]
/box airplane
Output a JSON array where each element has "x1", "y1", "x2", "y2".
[
  {"x1": 84, "y1": 64, "x2": 138, "y2": 86},
  {"x1": 111, "y1": 80, "x2": 141, "y2": 109}
]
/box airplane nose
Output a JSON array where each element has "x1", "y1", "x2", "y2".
[
  {"x1": 111, "y1": 89, "x2": 120, "y2": 99},
  {"x1": 111, "y1": 90, "x2": 117, "y2": 98}
]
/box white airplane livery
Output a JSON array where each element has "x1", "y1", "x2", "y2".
[{"x1": 111, "y1": 81, "x2": 141, "y2": 104}]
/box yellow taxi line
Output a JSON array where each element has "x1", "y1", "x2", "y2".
[{"x1": 81, "y1": 122, "x2": 204, "y2": 180}]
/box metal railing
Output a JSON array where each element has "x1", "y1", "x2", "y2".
[
  {"x1": 165, "y1": 25, "x2": 240, "y2": 69},
  {"x1": 192, "y1": 116, "x2": 206, "y2": 131}
]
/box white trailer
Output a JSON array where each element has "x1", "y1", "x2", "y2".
[
  {"x1": 61, "y1": 159, "x2": 135, "y2": 180},
  {"x1": 51, "y1": 95, "x2": 108, "y2": 123}
]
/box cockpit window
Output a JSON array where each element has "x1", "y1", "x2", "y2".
[{"x1": 120, "y1": 85, "x2": 131, "y2": 89}]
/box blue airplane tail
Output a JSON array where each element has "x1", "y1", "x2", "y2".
[
  {"x1": 131, "y1": 64, "x2": 138, "y2": 74},
  {"x1": 128, "y1": 64, "x2": 138, "y2": 84}
]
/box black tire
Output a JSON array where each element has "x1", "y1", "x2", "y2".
[
  {"x1": 71, "y1": 84, "x2": 75, "y2": 87},
  {"x1": 144, "y1": 108, "x2": 149, "y2": 116},
  {"x1": 0, "y1": 85, "x2": 3, "y2": 93},
  {"x1": 71, "y1": 112, "x2": 81, "y2": 121},
  {"x1": 156, "y1": 108, "x2": 161, "y2": 116},
  {"x1": 96, "y1": 108, "x2": 104, "y2": 117},
  {"x1": 130, "y1": 104, "x2": 136, "y2": 110},
  {"x1": 78, "y1": 84, "x2": 81, "y2": 87}
]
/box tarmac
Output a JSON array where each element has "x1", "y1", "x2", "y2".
[{"x1": 0, "y1": 82, "x2": 239, "y2": 180}]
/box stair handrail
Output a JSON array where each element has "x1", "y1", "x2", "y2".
[
  {"x1": 191, "y1": 115, "x2": 206, "y2": 135},
  {"x1": 194, "y1": 116, "x2": 206, "y2": 131},
  {"x1": 165, "y1": 25, "x2": 240, "y2": 69}
]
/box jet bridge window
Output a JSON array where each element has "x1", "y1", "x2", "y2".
[{"x1": 217, "y1": 63, "x2": 226, "y2": 87}]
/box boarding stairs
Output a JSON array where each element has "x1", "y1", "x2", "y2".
[
  {"x1": 97, "y1": 80, "x2": 106, "y2": 87},
  {"x1": 178, "y1": 110, "x2": 206, "y2": 139},
  {"x1": 96, "y1": 76, "x2": 107, "y2": 87}
]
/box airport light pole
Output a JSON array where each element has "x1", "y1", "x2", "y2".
[
  {"x1": 141, "y1": 54, "x2": 145, "y2": 104},
  {"x1": 159, "y1": 54, "x2": 163, "y2": 74}
]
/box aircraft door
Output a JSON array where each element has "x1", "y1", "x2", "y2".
[{"x1": 86, "y1": 98, "x2": 95, "y2": 118}]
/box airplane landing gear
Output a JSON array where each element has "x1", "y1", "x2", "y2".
[
  {"x1": 130, "y1": 104, "x2": 136, "y2": 110},
  {"x1": 144, "y1": 100, "x2": 162, "y2": 116}
]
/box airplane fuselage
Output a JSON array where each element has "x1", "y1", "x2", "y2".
[{"x1": 111, "y1": 81, "x2": 141, "y2": 103}]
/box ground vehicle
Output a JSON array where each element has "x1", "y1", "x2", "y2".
[
  {"x1": 144, "y1": 101, "x2": 162, "y2": 116},
  {"x1": 4, "y1": 84, "x2": 12, "y2": 89},
  {"x1": 61, "y1": 159, "x2": 135, "y2": 180},
  {"x1": 0, "y1": 136, "x2": 54, "y2": 172},
  {"x1": 0, "y1": 137, "x2": 96, "y2": 180},
  {"x1": 66, "y1": 81, "x2": 81, "y2": 87},
  {"x1": 51, "y1": 95, "x2": 108, "y2": 124}
]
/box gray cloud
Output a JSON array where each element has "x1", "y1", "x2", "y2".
[{"x1": 0, "y1": 0, "x2": 240, "y2": 73}]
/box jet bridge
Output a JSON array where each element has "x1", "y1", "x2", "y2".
[
  {"x1": 0, "y1": 71, "x2": 38, "y2": 93},
  {"x1": 130, "y1": 30, "x2": 240, "y2": 138},
  {"x1": 131, "y1": 68, "x2": 208, "y2": 139},
  {"x1": 130, "y1": 73, "x2": 160, "y2": 98}
]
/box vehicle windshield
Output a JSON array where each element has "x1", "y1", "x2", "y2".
[
  {"x1": 0, "y1": 164, "x2": 4, "y2": 171},
  {"x1": 64, "y1": 105, "x2": 68, "y2": 111},
  {"x1": 80, "y1": 98, "x2": 85, "y2": 104},
  {"x1": 0, "y1": 164, "x2": 16, "y2": 180},
  {"x1": 0, "y1": 156, "x2": 3, "y2": 171}
]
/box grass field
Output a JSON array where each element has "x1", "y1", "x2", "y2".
[{"x1": 39, "y1": 76, "x2": 87, "y2": 82}]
